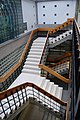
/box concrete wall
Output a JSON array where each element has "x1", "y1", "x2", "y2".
[
  {"x1": 21, "y1": 0, "x2": 37, "y2": 30},
  {"x1": 37, "y1": 0, "x2": 76, "y2": 24}
]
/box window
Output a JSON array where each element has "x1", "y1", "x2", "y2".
[
  {"x1": 54, "y1": 22, "x2": 56, "y2": 24},
  {"x1": 43, "y1": 14, "x2": 45, "y2": 16},
  {"x1": 66, "y1": 13, "x2": 69, "y2": 16},
  {"x1": 43, "y1": 6, "x2": 45, "y2": 8},
  {"x1": 54, "y1": 13, "x2": 57, "y2": 16},
  {"x1": 43, "y1": 22, "x2": 45, "y2": 24},
  {"x1": 67, "y1": 4, "x2": 69, "y2": 7},
  {"x1": 54, "y1": 5, "x2": 57, "y2": 7}
]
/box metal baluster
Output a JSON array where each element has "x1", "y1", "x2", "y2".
[
  {"x1": 16, "y1": 89, "x2": 21, "y2": 107},
  {"x1": 20, "y1": 87, "x2": 25, "y2": 104},
  {"x1": 44, "y1": 92, "x2": 46, "y2": 106},
  {"x1": 32, "y1": 85, "x2": 34, "y2": 99},
  {"x1": 0, "y1": 101, "x2": 7, "y2": 118},
  {"x1": 6, "y1": 94, "x2": 12, "y2": 114},
  {"x1": 11, "y1": 91, "x2": 17, "y2": 110},
  {"x1": 24, "y1": 86, "x2": 28, "y2": 101},
  {"x1": 38, "y1": 88, "x2": 40, "y2": 102}
]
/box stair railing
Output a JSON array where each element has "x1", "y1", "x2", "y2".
[
  {"x1": 39, "y1": 64, "x2": 70, "y2": 84},
  {"x1": 39, "y1": 31, "x2": 49, "y2": 77},
  {"x1": 49, "y1": 18, "x2": 74, "y2": 35},
  {"x1": 38, "y1": 18, "x2": 74, "y2": 33},
  {"x1": 0, "y1": 29, "x2": 38, "y2": 91},
  {"x1": 39, "y1": 31, "x2": 49, "y2": 65},
  {"x1": 0, "y1": 82, "x2": 68, "y2": 120}
]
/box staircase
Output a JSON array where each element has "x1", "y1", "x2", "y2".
[
  {"x1": 49, "y1": 30, "x2": 72, "y2": 48},
  {"x1": 9, "y1": 37, "x2": 63, "y2": 103},
  {"x1": 0, "y1": 37, "x2": 65, "y2": 119},
  {"x1": 0, "y1": 19, "x2": 74, "y2": 120},
  {"x1": 52, "y1": 61, "x2": 69, "y2": 74}
]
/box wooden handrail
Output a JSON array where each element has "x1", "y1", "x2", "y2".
[
  {"x1": 39, "y1": 31, "x2": 49, "y2": 64},
  {"x1": 0, "y1": 82, "x2": 67, "y2": 106},
  {"x1": 39, "y1": 64, "x2": 70, "y2": 83},
  {"x1": 49, "y1": 18, "x2": 74, "y2": 35},
  {"x1": 0, "y1": 29, "x2": 38, "y2": 82},
  {"x1": 49, "y1": 59, "x2": 70, "y2": 68},
  {"x1": 47, "y1": 52, "x2": 72, "y2": 63}
]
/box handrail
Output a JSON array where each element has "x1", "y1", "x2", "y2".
[
  {"x1": 39, "y1": 31, "x2": 49, "y2": 64},
  {"x1": 49, "y1": 59, "x2": 70, "y2": 68},
  {"x1": 38, "y1": 18, "x2": 74, "y2": 33},
  {"x1": 47, "y1": 52, "x2": 72, "y2": 63},
  {"x1": 0, "y1": 82, "x2": 67, "y2": 106},
  {"x1": 49, "y1": 18, "x2": 74, "y2": 35},
  {"x1": 39, "y1": 64, "x2": 70, "y2": 83},
  {"x1": 0, "y1": 29, "x2": 38, "y2": 82}
]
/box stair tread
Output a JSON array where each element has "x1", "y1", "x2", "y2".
[
  {"x1": 28, "y1": 54, "x2": 41, "y2": 59},
  {"x1": 26, "y1": 58, "x2": 40, "y2": 62},
  {"x1": 22, "y1": 68, "x2": 40, "y2": 72},
  {"x1": 23, "y1": 65, "x2": 40, "y2": 70}
]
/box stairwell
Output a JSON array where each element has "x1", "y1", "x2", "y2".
[{"x1": 0, "y1": 19, "x2": 74, "y2": 120}]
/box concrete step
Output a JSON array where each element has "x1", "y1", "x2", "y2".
[
  {"x1": 42, "y1": 80, "x2": 50, "y2": 90},
  {"x1": 33, "y1": 40, "x2": 46, "y2": 43},
  {"x1": 50, "y1": 84, "x2": 58, "y2": 96},
  {"x1": 32, "y1": 43, "x2": 45, "y2": 47},
  {"x1": 55, "y1": 87, "x2": 63, "y2": 112},
  {"x1": 29, "y1": 51, "x2": 42, "y2": 56},
  {"x1": 30, "y1": 48, "x2": 43, "y2": 52},
  {"x1": 31, "y1": 46, "x2": 44, "y2": 49},
  {"x1": 27, "y1": 54, "x2": 41, "y2": 59},
  {"x1": 23, "y1": 65, "x2": 40, "y2": 71},
  {"x1": 25, "y1": 61, "x2": 38, "y2": 66},
  {"x1": 26, "y1": 57, "x2": 40, "y2": 62},
  {"x1": 34, "y1": 37, "x2": 46, "y2": 42},
  {"x1": 22, "y1": 68, "x2": 40, "y2": 75}
]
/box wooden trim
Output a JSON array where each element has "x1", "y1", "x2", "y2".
[
  {"x1": 39, "y1": 31, "x2": 49, "y2": 64},
  {"x1": 39, "y1": 64, "x2": 70, "y2": 83},
  {"x1": 38, "y1": 28, "x2": 54, "y2": 32},
  {"x1": 49, "y1": 18, "x2": 74, "y2": 35},
  {"x1": 0, "y1": 82, "x2": 67, "y2": 106}
]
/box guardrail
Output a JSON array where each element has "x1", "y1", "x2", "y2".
[{"x1": 0, "y1": 82, "x2": 68, "y2": 120}]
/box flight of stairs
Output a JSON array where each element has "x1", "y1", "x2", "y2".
[
  {"x1": 52, "y1": 61, "x2": 69, "y2": 74},
  {"x1": 22, "y1": 37, "x2": 46, "y2": 75},
  {"x1": 49, "y1": 30, "x2": 72, "y2": 48},
  {"x1": 0, "y1": 37, "x2": 65, "y2": 119}
]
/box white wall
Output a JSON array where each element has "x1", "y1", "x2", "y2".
[
  {"x1": 21, "y1": 0, "x2": 37, "y2": 30},
  {"x1": 37, "y1": 0, "x2": 76, "y2": 24}
]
